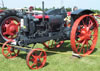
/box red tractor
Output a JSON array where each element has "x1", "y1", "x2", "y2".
[{"x1": 0, "y1": 2, "x2": 98, "y2": 70}]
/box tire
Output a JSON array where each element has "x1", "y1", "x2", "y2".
[{"x1": 0, "y1": 10, "x2": 20, "y2": 42}]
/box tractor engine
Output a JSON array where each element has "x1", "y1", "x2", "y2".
[
  {"x1": 16, "y1": 7, "x2": 67, "y2": 46},
  {"x1": 20, "y1": 14, "x2": 49, "y2": 38},
  {"x1": 16, "y1": 14, "x2": 64, "y2": 46}
]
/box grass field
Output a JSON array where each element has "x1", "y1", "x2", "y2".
[{"x1": 0, "y1": 29, "x2": 100, "y2": 71}]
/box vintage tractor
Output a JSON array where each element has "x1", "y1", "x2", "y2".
[{"x1": 0, "y1": 1, "x2": 98, "y2": 70}]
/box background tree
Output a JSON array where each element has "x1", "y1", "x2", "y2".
[
  {"x1": 66, "y1": 7, "x2": 72, "y2": 12},
  {"x1": 0, "y1": 7, "x2": 7, "y2": 10},
  {"x1": 91, "y1": 9, "x2": 100, "y2": 14}
]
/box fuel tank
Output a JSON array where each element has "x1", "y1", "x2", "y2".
[
  {"x1": 48, "y1": 15, "x2": 64, "y2": 31},
  {"x1": 45, "y1": 8, "x2": 67, "y2": 31}
]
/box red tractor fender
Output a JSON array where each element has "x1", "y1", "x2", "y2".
[
  {"x1": 71, "y1": 9, "x2": 94, "y2": 15},
  {"x1": 71, "y1": 9, "x2": 94, "y2": 23}
]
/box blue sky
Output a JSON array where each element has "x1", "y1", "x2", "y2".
[{"x1": 1, "y1": 0, "x2": 100, "y2": 10}]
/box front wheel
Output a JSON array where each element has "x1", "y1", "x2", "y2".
[
  {"x1": 2, "y1": 40, "x2": 20, "y2": 59},
  {"x1": 26, "y1": 48, "x2": 47, "y2": 70}
]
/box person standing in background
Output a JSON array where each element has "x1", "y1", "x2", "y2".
[
  {"x1": 29, "y1": 6, "x2": 34, "y2": 13},
  {"x1": 73, "y1": 6, "x2": 78, "y2": 11}
]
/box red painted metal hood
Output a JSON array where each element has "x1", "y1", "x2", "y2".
[
  {"x1": 0, "y1": 10, "x2": 4, "y2": 13},
  {"x1": 33, "y1": 15, "x2": 49, "y2": 19}
]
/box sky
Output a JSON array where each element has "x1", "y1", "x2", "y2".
[{"x1": 1, "y1": 0, "x2": 100, "y2": 10}]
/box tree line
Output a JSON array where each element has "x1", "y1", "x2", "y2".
[
  {"x1": 32, "y1": 7, "x2": 100, "y2": 14},
  {"x1": 0, "y1": 7, "x2": 100, "y2": 14}
]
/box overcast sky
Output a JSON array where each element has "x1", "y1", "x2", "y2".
[{"x1": 1, "y1": 0, "x2": 100, "y2": 10}]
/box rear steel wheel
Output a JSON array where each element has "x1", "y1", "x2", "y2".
[
  {"x1": 26, "y1": 48, "x2": 47, "y2": 70},
  {"x1": 0, "y1": 10, "x2": 20, "y2": 42},
  {"x1": 2, "y1": 40, "x2": 20, "y2": 59},
  {"x1": 71, "y1": 15, "x2": 98, "y2": 56},
  {"x1": 1, "y1": 16, "x2": 20, "y2": 40},
  {"x1": 43, "y1": 40, "x2": 64, "y2": 49}
]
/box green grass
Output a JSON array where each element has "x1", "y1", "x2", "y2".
[{"x1": 0, "y1": 29, "x2": 100, "y2": 71}]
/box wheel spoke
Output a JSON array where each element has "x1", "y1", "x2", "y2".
[
  {"x1": 39, "y1": 59, "x2": 42, "y2": 64},
  {"x1": 48, "y1": 41, "x2": 50, "y2": 45},
  {"x1": 36, "y1": 61, "x2": 38, "y2": 69},
  {"x1": 5, "y1": 24, "x2": 9, "y2": 27},
  {"x1": 3, "y1": 47, "x2": 8, "y2": 50},
  {"x1": 30, "y1": 62, "x2": 35, "y2": 68},
  {"x1": 50, "y1": 40, "x2": 54, "y2": 48},
  {"x1": 13, "y1": 51, "x2": 16, "y2": 55},
  {"x1": 32, "y1": 55, "x2": 35, "y2": 58},
  {"x1": 93, "y1": 34, "x2": 97, "y2": 38},
  {"x1": 11, "y1": 35, "x2": 14, "y2": 39},
  {"x1": 5, "y1": 52, "x2": 10, "y2": 56},
  {"x1": 79, "y1": 44, "x2": 84, "y2": 54},
  {"x1": 40, "y1": 56, "x2": 45, "y2": 58},
  {"x1": 85, "y1": 17, "x2": 89, "y2": 25},
  {"x1": 29, "y1": 59, "x2": 33, "y2": 61},
  {"x1": 17, "y1": 23, "x2": 20, "y2": 26},
  {"x1": 39, "y1": 52, "x2": 42, "y2": 57},
  {"x1": 76, "y1": 43, "x2": 80, "y2": 50},
  {"x1": 82, "y1": 19, "x2": 87, "y2": 27},
  {"x1": 86, "y1": 42, "x2": 89, "y2": 51},
  {"x1": 79, "y1": 39, "x2": 86, "y2": 53},
  {"x1": 7, "y1": 45, "x2": 11, "y2": 49},
  {"x1": 82, "y1": 20, "x2": 85, "y2": 26},
  {"x1": 77, "y1": 36, "x2": 85, "y2": 43},
  {"x1": 90, "y1": 30, "x2": 94, "y2": 35},
  {"x1": 10, "y1": 53, "x2": 12, "y2": 56},
  {"x1": 88, "y1": 19, "x2": 93, "y2": 29},
  {"x1": 10, "y1": 20, "x2": 15, "y2": 24},
  {"x1": 83, "y1": 47, "x2": 85, "y2": 54},
  {"x1": 3, "y1": 32, "x2": 8, "y2": 35}
]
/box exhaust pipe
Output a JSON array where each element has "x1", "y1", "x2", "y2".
[{"x1": 42, "y1": 1, "x2": 45, "y2": 23}]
